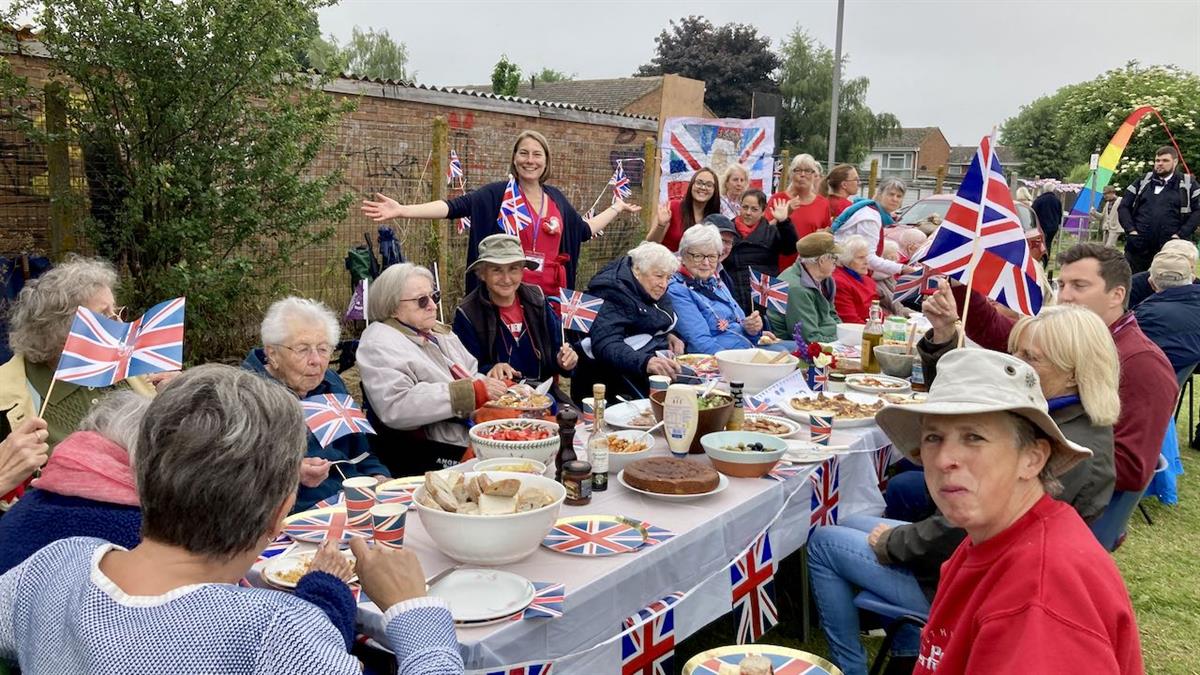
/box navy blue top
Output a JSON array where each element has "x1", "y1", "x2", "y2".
[
  {"x1": 1133, "y1": 283, "x2": 1200, "y2": 375},
  {"x1": 0, "y1": 489, "x2": 141, "y2": 575}
]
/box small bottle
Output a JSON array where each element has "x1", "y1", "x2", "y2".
[
  {"x1": 726, "y1": 381, "x2": 745, "y2": 430},
  {"x1": 861, "y1": 300, "x2": 884, "y2": 374},
  {"x1": 588, "y1": 384, "x2": 609, "y2": 491},
  {"x1": 562, "y1": 460, "x2": 593, "y2": 505},
  {"x1": 663, "y1": 384, "x2": 700, "y2": 457},
  {"x1": 554, "y1": 409, "x2": 578, "y2": 483},
  {"x1": 911, "y1": 359, "x2": 927, "y2": 392}
]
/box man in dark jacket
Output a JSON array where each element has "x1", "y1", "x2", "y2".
[
  {"x1": 1134, "y1": 250, "x2": 1200, "y2": 377},
  {"x1": 1128, "y1": 239, "x2": 1199, "y2": 308},
  {"x1": 1119, "y1": 146, "x2": 1200, "y2": 274}
]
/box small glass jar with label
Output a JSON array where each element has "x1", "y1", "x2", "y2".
[{"x1": 561, "y1": 460, "x2": 593, "y2": 505}]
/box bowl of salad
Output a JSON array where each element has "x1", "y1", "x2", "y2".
[
  {"x1": 468, "y1": 419, "x2": 560, "y2": 464},
  {"x1": 648, "y1": 388, "x2": 734, "y2": 454}
]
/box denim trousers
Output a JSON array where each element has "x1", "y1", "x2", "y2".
[{"x1": 806, "y1": 514, "x2": 930, "y2": 675}]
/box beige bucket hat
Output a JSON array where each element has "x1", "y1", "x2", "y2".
[
  {"x1": 466, "y1": 234, "x2": 537, "y2": 274},
  {"x1": 875, "y1": 348, "x2": 1092, "y2": 477}
]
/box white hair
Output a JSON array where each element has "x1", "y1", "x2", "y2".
[
  {"x1": 881, "y1": 239, "x2": 901, "y2": 260},
  {"x1": 368, "y1": 263, "x2": 435, "y2": 322},
  {"x1": 79, "y1": 390, "x2": 152, "y2": 461},
  {"x1": 678, "y1": 224, "x2": 722, "y2": 256},
  {"x1": 838, "y1": 235, "x2": 871, "y2": 266},
  {"x1": 899, "y1": 228, "x2": 928, "y2": 250},
  {"x1": 261, "y1": 296, "x2": 340, "y2": 347},
  {"x1": 627, "y1": 241, "x2": 679, "y2": 276}
]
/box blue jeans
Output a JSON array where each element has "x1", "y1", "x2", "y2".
[
  {"x1": 807, "y1": 514, "x2": 930, "y2": 675},
  {"x1": 883, "y1": 468, "x2": 935, "y2": 522}
]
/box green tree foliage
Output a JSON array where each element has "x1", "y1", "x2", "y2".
[
  {"x1": 1003, "y1": 63, "x2": 1200, "y2": 186},
  {"x1": 776, "y1": 28, "x2": 898, "y2": 165},
  {"x1": 532, "y1": 68, "x2": 573, "y2": 84},
  {"x1": 492, "y1": 55, "x2": 521, "y2": 96},
  {"x1": 636, "y1": 15, "x2": 779, "y2": 118},
  {"x1": 2, "y1": 0, "x2": 354, "y2": 362},
  {"x1": 302, "y1": 26, "x2": 408, "y2": 81}
]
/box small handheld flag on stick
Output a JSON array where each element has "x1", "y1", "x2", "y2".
[
  {"x1": 301, "y1": 394, "x2": 376, "y2": 448},
  {"x1": 432, "y1": 262, "x2": 445, "y2": 324},
  {"x1": 555, "y1": 288, "x2": 604, "y2": 343},
  {"x1": 747, "y1": 269, "x2": 788, "y2": 314},
  {"x1": 497, "y1": 175, "x2": 532, "y2": 236}
]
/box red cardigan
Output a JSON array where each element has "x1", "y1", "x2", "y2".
[
  {"x1": 954, "y1": 286, "x2": 1177, "y2": 492},
  {"x1": 833, "y1": 266, "x2": 878, "y2": 324}
]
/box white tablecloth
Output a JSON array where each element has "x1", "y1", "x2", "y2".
[{"x1": 249, "y1": 423, "x2": 896, "y2": 674}]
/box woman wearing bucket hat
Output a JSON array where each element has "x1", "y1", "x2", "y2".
[
  {"x1": 453, "y1": 234, "x2": 578, "y2": 388},
  {"x1": 808, "y1": 348, "x2": 1135, "y2": 675},
  {"x1": 879, "y1": 349, "x2": 1141, "y2": 674}
]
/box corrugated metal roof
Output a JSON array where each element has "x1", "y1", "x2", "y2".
[{"x1": 460, "y1": 77, "x2": 664, "y2": 115}]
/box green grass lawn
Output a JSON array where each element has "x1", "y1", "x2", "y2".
[{"x1": 675, "y1": 401, "x2": 1200, "y2": 675}]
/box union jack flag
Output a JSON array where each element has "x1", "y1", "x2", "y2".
[
  {"x1": 662, "y1": 117, "x2": 774, "y2": 200},
  {"x1": 484, "y1": 663, "x2": 552, "y2": 675},
  {"x1": 512, "y1": 582, "x2": 565, "y2": 620},
  {"x1": 555, "y1": 288, "x2": 604, "y2": 333},
  {"x1": 621, "y1": 592, "x2": 685, "y2": 675},
  {"x1": 730, "y1": 532, "x2": 777, "y2": 644},
  {"x1": 893, "y1": 237, "x2": 940, "y2": 306},
  {"x1": 457, "y1": 215, "x2": 472, "y2": 234},
  {"x1": 300, "y1": 394, "x2": 376, "y2": 448},
  {"x1": 54, "y1": 297, "x2": 185, "y2": 388},
  {"x1": 744, "y1": 394, "x2": 771, "y2": 413},
  {"x1": 497, "y1": 174, "x2": 532, "y2": 236},
  {"x1": 447, "y1": 150, "x2": 464, "y2": 183},
  {"x1": 910, "y1": 133, "x2": 1042, "y2": 315},
  {"x1": 808, "y1": 457, "x2": 840, "y2": 539},
  {"x1": 748, "y1": 269, "x2": 788, "y2": 313},
  {"x1": 283, "y1": 509, "x2": 354, "y2": 543},
  {"x1": 875, "y1": 445, "x2": 895, "y2": 491},
  {"x1": 610, "y1": 161, "x2": 632, "y2": 202},
  {"x1": 765, "y1": 464, "x2": 806, "y2": 482},
  {"x1": 255, "y1": 535, "x2": 298, "y2": 563},
  {"x1": 542, "y1": 518, "x2": 645, "y2": 555}
]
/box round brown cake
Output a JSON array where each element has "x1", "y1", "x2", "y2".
[{"x1": 624, "y1": 457, "x2": 720, "y2": 495}]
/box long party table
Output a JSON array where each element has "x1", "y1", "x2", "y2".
[{"x1": 249, "y1": 423, "x2": 896, "y2": 674}]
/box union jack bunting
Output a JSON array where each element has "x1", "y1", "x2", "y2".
[
  {"x1": 748, "y1": 269, "x2": 788, "y2": 314},
  {"x1": 300, "y1": 394, "x2": 376, "y2": 448},
  {"x1": 447, "y1": 150, "x2": 464, "y2": 183},
  {"x1": 744, "y1": 394, "x2": 771, "y2": 414},
  {"x1": 910, "y1": 133, "x2": 1042, "y2": 315},
  {"x1": 483, "y1": 662, "x2": 553, "y2": 675},
  {"x1": 457, "y1": 215, "x2": 472, "y2": 234},
  {"x1": 808, "y1": 457, "x2": 841, "y2": 539},
  {"x1": 556, "y1": 288, "x2": 604, "y2": 333},
  {"x1": 621, "y1": 592, "x2": 685, "y2": 675},
  {"x1": 875, "y1": 445, "x2": 895, "y2": 491},
  {"x1": 764, "y1": 464, "x2": 806, "y2": 482},
  {"x1": 610, "y1": 161, "x2": 632, "y2": 202},
  {"x1": 497, "y1": 175, "x2": 533, "y2": 236},
  {"x1": 512, "y1": 582, "x2": 565, "y2": 620},
  {"x1": 730, "y1": 531, "x2": 778, "y2": 644},
  {"x1": 55, "y1": 297, "x2": 185, "y2": 388}
]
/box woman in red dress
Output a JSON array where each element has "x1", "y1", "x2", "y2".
[
  {"x1": 771, "y1": 154, "x2": 831, "y2": 271},
  {"x1": 824, "y1": 163, "x2": 861, "y2": 219},
  {"x1": 648, "y1": 168, "x2": 722, "y2": 252}
]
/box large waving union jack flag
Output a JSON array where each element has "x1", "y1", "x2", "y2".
[
  {"x1": 610, "y1": 160, "x2": 632, "y2": 203},
  {"x1": 911, "y1": 133, "x2": 1042, "y2": 315},
  {"x1": 497, "y1": 175, "x2": 533, "y2": 236},
  {"x1": 748, "y1": 269, "x2": 788, "y2": 314},
  {"x1": 300, "y1": 393, "x2": 376, "y2": 448},
  {"x1": 54, "y1": 297, "x2": 185, "y2": 388},
  {"x1": 621, "y1": 592, "x2": 685, "y2": 675},
  {"x1": 556, "y1": 288, "x2": 604, "y2": 333},
  {"x1": 808, "y1": 457, "x2": 841, "y2": 539},
  {"x1": 730, "y1": 532, "x2": 778, "y2": 644}
]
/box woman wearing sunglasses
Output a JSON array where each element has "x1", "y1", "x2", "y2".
[
  {"x1": 356, "y1": 263, "x2": 508, "y2": 476},
  {"x1": 362, "y1": 130, "x2": 640, "y2": 300}
]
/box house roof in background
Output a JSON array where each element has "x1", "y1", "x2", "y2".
[
  {"x1": 874, "y1": 126, "x2": 941, "y2": 150},
  {"x1": 948, "y1": 144, "x2": 1023, "y2": 165}
]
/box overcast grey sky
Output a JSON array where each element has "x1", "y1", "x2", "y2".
[{"x1": 316, "y1": 0, "x2": 1200, "y2": 145}]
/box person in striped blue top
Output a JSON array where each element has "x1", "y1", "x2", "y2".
[{"x1": 0, "y1": 364, "x2": 463, "y2": 675}]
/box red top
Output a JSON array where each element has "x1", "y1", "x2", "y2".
[
  {"x1": 829, "y1": 195, "x2": 853, "y2": 219},
  {"x1": 770, "y1": 192, "x2": 831, "y2": 270},
  {"x1": 913, "y1": 495, "x2": 1143, "y2": 675},
  {"x1": 497, "y1": 297, "x2": 525, "y2": 340},
  {"x1": 518, "y1": 195, "x2": 567, "y2": 297},
  {"x1": 953, "y1": 286, "x2": 1177, "y2": 492},
  {"x1": 661, "y1": 200, "x2": 688, "y2": 252},
  {"x1": 833, "y1": 266, "x2": 878, "y2": 324}
]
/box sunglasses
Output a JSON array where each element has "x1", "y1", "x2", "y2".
[{"x1": 398, "y1": 290, "x2": 442, "y2": 309}]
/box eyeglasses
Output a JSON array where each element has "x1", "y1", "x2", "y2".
[
  {"x1": 398, "y1": 290, "x2": 442, "y2": 309},
  {"x1": 686, "y1": 252, "x2": 719, "y2": 263},
  {"x1": 282, "y1": 344, "x2": 333, "y2": 359},
  {"x1": 693, "y1": 180, "x2": 715, "y2": 190},
  {"x1": 793, "y1": 168, "x2": 818, "y2": 175}
]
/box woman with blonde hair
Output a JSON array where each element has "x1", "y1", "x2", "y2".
[
  {"x1": 770, "y1": 154, "x2": 831, "y2": 270},
  {"x1": 822, "y1": 163, "x2": 861, "y2": 218},
  {"x1": 719, "y1": 163, "x2": 750, "y2": 219}
]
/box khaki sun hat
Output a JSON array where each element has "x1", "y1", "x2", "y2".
[
  {"x1": 795, "y1": 231, "x2": 843, "y2": 258},
  {"x1": 466, "y1": 234, "x2": 537, "y2": 274},
  {"x1": 1149, "y1": 251, "x2": 1194, "y2": 285},
  {"x1": 1159, "y1": 238, "x2": 1199, "y2": 265},
  {"x1": 874, "y1": 348, "x2": 1092, "y2": 477}
]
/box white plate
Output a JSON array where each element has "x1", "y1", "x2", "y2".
[
  {"x1": 779, "y1": 391, "x2": 882, "y2": 429},
  {"x1": 605, "y1": 400, "x2": 657, "y2": 430},
  {"x1": 742, "y1": 413, "x2": 803, "y2": 438},
  {"x1": 616, "y1": 469, "x2": 729, "y2": 502},
  {"x1": 428, "y1": 569, "x2": 535, "y2": 623},
  {"x1": 845, "y1": 373, "x2": 911, "y2": 394},
  {"x1": 782, "y1": 440, "x2": 846, "y2": 464},
  {"x1": 262, "y1": 552, "x2": 357, "y2": 589}
]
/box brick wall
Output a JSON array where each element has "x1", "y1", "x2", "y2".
[{"x1": 916, "y1": 130, "x2": 950, "y2": 177}]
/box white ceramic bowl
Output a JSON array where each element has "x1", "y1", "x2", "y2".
[
  {"x1": 837, "y1": 322, "x2": 865, "y2": 346},
  {"x1": 468, "y1": 419, "x2": 560, "y2": 464},
  {"x1": 715, "y1": 348, "x2": 800, "y2": 395},
  {"x1": 412, "y1": 471, "x2": 566, "y2": 565},
  {"x1": 599, "y1": 429, "x2": 656, "y2": 473},
  {"x1": 471, "y1": 457, "x2": 548, "y2": 476},
  {"x1": 700, "y1": 431, "x2": 788, "y2": 478}
]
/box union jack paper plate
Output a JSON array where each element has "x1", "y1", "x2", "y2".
[
  {"x1": 683, "y1": 645, "x2": 840, "y2": 675},
  {"x1": 541, "y1": 515, "x2": 649, "y2": 556},
  {"x1": 375, "y1": 475, "x2": 425, "y2": 492},
  {"x1": 282, "y1": 506, "x2": 371, "y2": 544}
]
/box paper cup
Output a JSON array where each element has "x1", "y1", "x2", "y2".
[
  {"x1": 808, "y1": 410, "x2": 835, "y2": 446},
  {"x1": 376, "y1": 489, "x2": 412, "y2": 506},
  {"x1": 370, "y1": 503, "x2": 408, "y2": 549},
  {"x1": 648, "y1": 375, "x2": 671, "y2": 393},
  {"x1": 580, "y1": 397, "x2": 595, "y2": 425},
  {"x1": 342, "y1": 476, "x2": 378, "y2": 529}
]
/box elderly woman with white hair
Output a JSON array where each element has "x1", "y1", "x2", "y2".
[
  {"x1": 357, "y1": 263, "x2": 507, "y2": 475},
  {"x1": 242, "y1": 297, "x2": 389, "y2": 511},
  {"x1": 571, "y1": 242, "x2": 683, "y2": 403},
  {"x1": 770, "y1": 153, "x2": 832, "y2": 271},
  {"x1": 667, "y1": 224, "x2": 767, "y2": 353},
  {"x1": 0, "y1": 256, "x2": 158, "y2": 502},
  {"x1": 832, "y1": 176, "x2": 919, "y2": 278},
  {"x1": 833, "y1": 235, "x2": 881, "y2": 323}
]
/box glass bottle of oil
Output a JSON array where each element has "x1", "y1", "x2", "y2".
[{"x1": 861, "y1": 300, "x2": 884, "y2": 374}]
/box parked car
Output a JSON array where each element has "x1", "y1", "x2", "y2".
[{"x1": 890, "y1": 194, "x2": 1046, "y2": 259}]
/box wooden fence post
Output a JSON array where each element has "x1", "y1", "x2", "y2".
[
  {"x1": 641, "y1": 137, "x2": 656, "y2": 234},
  {"x1": 778, "y1": 149, "x2": 791, "y2": 194},
  {"x1": 44, "y1": 82, "x2": 76, "y2": 259},
  {"x1": 431, "y1": 116, "x2": 449, "y2": 285},
  {"x1": 868, "y1": 159, "x2": 879, "y2": 199},
  {"x1": 935, "y1": 165, "x2": 946, "y2": 194}
]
